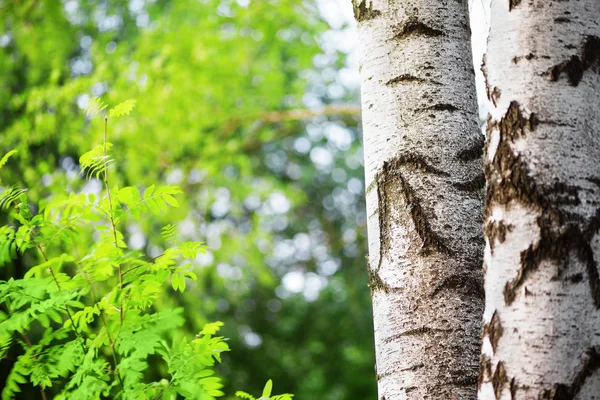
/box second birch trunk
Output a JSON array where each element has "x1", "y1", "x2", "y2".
[{"x1": 479, "y1": 0, "x2": 600, "y2": 398}]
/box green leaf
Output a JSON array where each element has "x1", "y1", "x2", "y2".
[
  {"x1": 0, "y1": 150, "x2": 17, "y2": 170},
  {"x1": 235, "y1": 391, "x2": 255, "y2": 400},
  {"x1": 85, "y1": 97, "x2": 108, "y2": 118},
  {"x1": 262, "y1": 380, "x2": 273, "y2": 398},
  {"x1": 108, "y1": 99, "x2": 136, "y2": 118},
  {"x1": 199, "y1": 321, "x2": 223, "y2": 336}
]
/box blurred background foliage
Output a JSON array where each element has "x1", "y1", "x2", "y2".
[{"x1": 0, "y1": 0, "x2": 374, "y2": 398}]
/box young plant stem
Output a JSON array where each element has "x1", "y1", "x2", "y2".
[{"x1": 102, "y1": 117, "x2": 125, "y2": 326}]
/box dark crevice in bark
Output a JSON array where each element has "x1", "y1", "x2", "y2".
[
  {"x1": 391, "y1": 153, "x2": 451, "y2": 176},
  {"x1": 450, "y1": 375, "x2": 479, "y2": 387},
  {"x1": 393, "y1": 18, "x2": 444, "y2": 41},
  {"x1": 352, "y1": 0, "x2": 380, "y2": 22},
  {"x1": 485, "y1": 220, "x2": 514, "y2": 252},
  {"x1": 492, "y1": 361, "x2": 510, "y2": 399},
  {"x1": 484, "y1": 101, "x2": 539, "y2": 209},
  {"x1": 367, "y1": 266, "x2": 403, "y2": 294},
  {"x1": 481, "y1": 54, "x2": 501, "y2": 105},
  {"x1": 374, "y1": 154, "x2": 453, "y2": 269},
  {"x1": 490, "y1": 87, "x2": 501, "y2": 107},
  {"x1": 509, "y1": 0, "x2": 521, "y2": 11},
  {"x1": 485, "y1": 101, "x2": 600, "y2": 308},
  {"x1": 430, "y1": 272, "x2": 484, "y2": 299},
  {"x1": 453, "y1": 173, "x2": 485, "y2": 193},
  {"x1": 376, "y1": 173, "x2": 391, "y2": 271},
  {"x1": 482, "y1": 311, "x2": 503, "y2": 353},
  {"x1": 512, "y1": 53, "x2": 551, "y2": 64},
  {"x1": 479, "y1": 355, "x2": 492, "y2": 389},
  {"x1": 548, "y1": 36, "x2": 600, "y2": 86},
  {"x1": 400, "y1": 363, "x2": 425, "y2": 372},
  {"x1": 505, "y1": 214, "x2": 600, "y2": 307},
  {"x1": 395, "y1": 171, "x2": 453, "y2": 256},
  {"x1": 535, "y1": 119, "x2": 574, "y2": 128},
  {"x1": 383, "y1": 326, "x2": 453, "y2": 344},
  {"x1": 554, "y1": 17, "x2": 571, "y2": 23},
  {"x1": 479, "y1": 356, "x2": 517, "y2": 398},
  {"x1": 538, "y1": 347, "x2": 600, "y2": 399},
  {"x1": 458, "y1": 136, "x2": 485, "y2": 162},
  {"x1": 385, "y1": 74, "x2": 442, "y2": 86},
  {"x1": 586, "y1": 177, "x2": 600, "y2": 188}
]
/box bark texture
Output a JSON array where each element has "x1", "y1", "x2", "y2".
[
  {"x1": 479, "y1": 1, "x2": 600, "y2": 399},
  {"x1": 353, "y1": 1, "x2": 484, "y2": 398}
]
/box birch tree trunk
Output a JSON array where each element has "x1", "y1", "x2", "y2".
[
  {"x1": 479, "y1": 1, "x2": 600, "y2": 398},
  {"x1": 353, "y1": 1, "x2": 484, "y2": 398}
]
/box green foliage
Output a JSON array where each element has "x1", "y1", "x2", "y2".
[
  {"x1": 1, "y1": 1, "x2": 375, "y2": 398},
  {"x1": 235, "y1": 379, "x2": 293, "y2": 400},
  {"x1": 0, "y1": 111, "x2": 248, "y2": 399}
]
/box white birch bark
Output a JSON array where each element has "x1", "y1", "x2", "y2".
[
  {"x1": 479, "y1": 1, "x2": 600, "y2": 398},
  {"x1": 353, "y1": 1, "x2": 484, "y2": 398}
]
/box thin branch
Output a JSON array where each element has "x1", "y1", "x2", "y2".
[
  {"x1": 222, "y1": 103, "x2": 362, "y2": 137},
  {"x1": 259, "y1": 104, "x2": 362, "y2": 123}
]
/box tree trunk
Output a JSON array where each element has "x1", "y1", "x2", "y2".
[
  {"x1": 353, "y1": 1, "x2": 484, "y2": 398},
  {"x1": 479, "y1": 1, "x2": 600, "y2": 398}
]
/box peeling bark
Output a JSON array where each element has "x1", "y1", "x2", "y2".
[
  {"x1": 479, "y1": 0, "x2": 600, "y2": 398},
  {"x1": 355, "y1": 0, "x2": 483, "y2": 398}
]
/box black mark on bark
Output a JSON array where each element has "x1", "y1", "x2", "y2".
[
  {"x1": 419, "y1": 103, "x2": 459, "y2": 112},
  {"x1": 453, "y1": 173, "x2": 485, "y2": 193},
  {"x1": 538, "y1": 347, "x2": 600, "y2": 399},
  {"x1": 586, "y1": 177, "x2": 600, "y2": 188},
  {"x1": 548, "y1": 36, "x2": 600, "y2": 86},
  {"x1": 383, "y1": 326, "x2": 453, "y2": 343},
  {"x1": 430, "y1": 272, "x2": 484, "y2": 299},
  {"x1": 479, "y1": 355, "x2": 492, "y2": 389},
  {"x1": 386, "y1": 74, "x2": 441, "y2": 86},
  {"x1": 375, "y1": 154, "x2": 453, "y2": 269},
  {"x1": 492, "y1": 361, "x2": 510, "y2": 399},
  {"x1": 484, "y1": 101, "x2": 539, "y2": 208},
  {"x1": 486, "y1": 102, "x2": 600, "y2": 307},
  {"x1": 482, "y1": 311, "x2": 503, "y2": 353},
  {"x1": 367, "y1": 259, "x2": 402, "y2": 294},
  {"x1": 458, "y1": 136, "x2": 485, "y2": 162},
  {"x1": 505, "y1": 215, "x2": 600, "y2": 307},
  {"x1": 491, "y1": 87, "x2": 501, "y2": 107},
  {"x1": 554, "y1": 17, "x2": 571, "y2": 23},
  {"x1": 393, "y1": 18, "x2": 444, "y2": 40},
  {"x1": 481, "y1": 54, "x2": 498, "y2": 104},
  {"x1": 352, "y1": 0, "x2": 380, "y2": 22},
  {"x1": 509, "y1": 0, "x2": 521, "y2": 11},
  {"x1": 484, "y1": 220, "x2": 514, "y2": 252}
]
